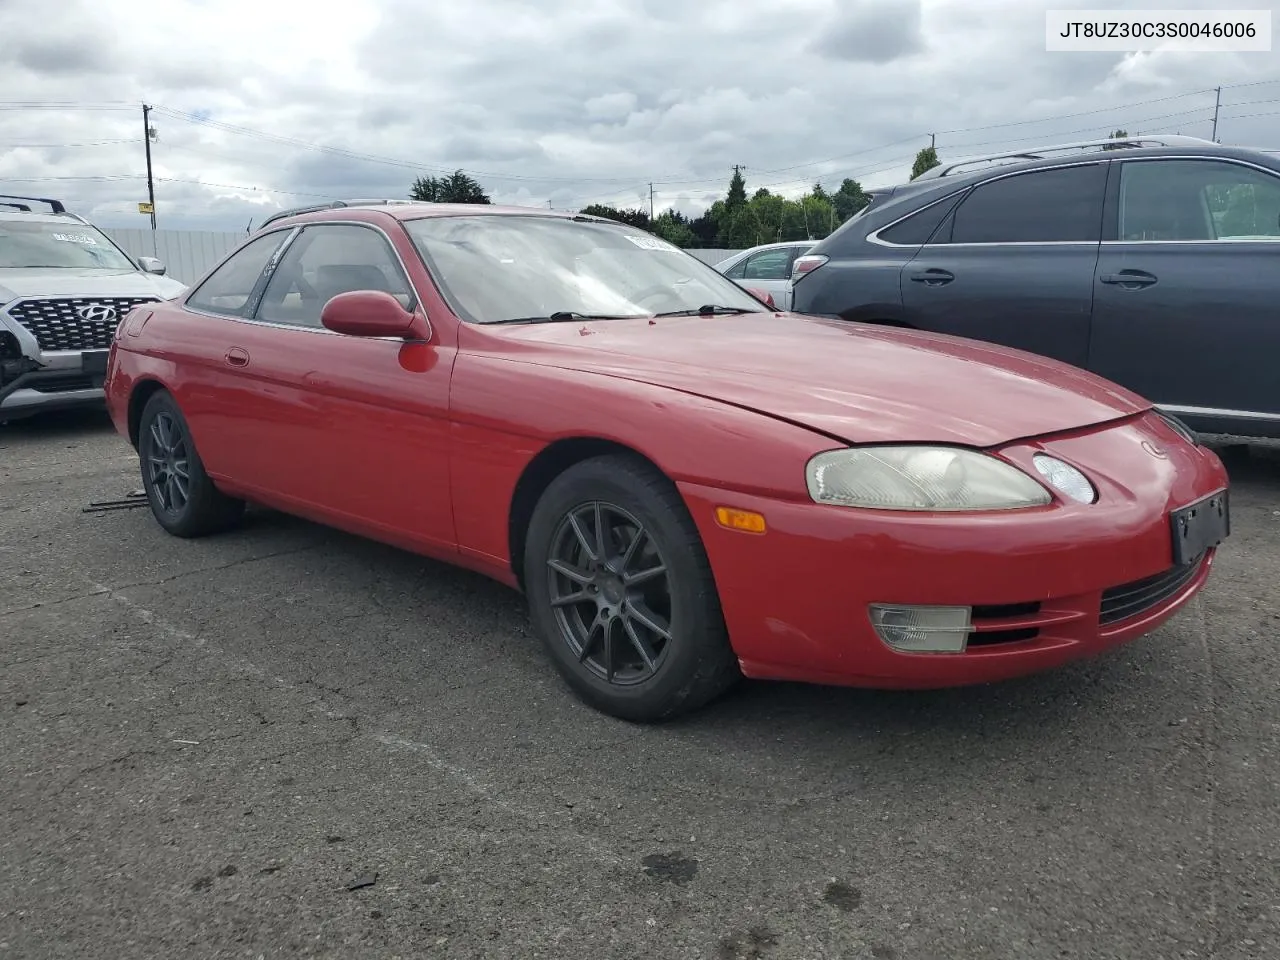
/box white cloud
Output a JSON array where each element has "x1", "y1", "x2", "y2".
[{"x1": 0, "y1": 0, "x2": 1276, "y2": 229}]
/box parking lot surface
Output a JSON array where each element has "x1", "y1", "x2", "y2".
[{"x1": 2, "y1": 410, "x2": 1278, "y2": 960}]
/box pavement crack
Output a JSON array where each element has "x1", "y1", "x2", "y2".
[
  {"x1": 1196, "y1": 597, "x2": 1224, "y2": 958},
  {"x1": 107, "y1": 544, "x2": 324, "y2": 591},
  {"x1": 1, "y1": 587, "x2": 111, "y2": 619}
]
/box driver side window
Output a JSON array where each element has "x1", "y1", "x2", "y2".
[{"x1": 255, "y1": 224, "x2": 415, "y2": 329}]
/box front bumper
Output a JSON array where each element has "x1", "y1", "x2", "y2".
[
  {"x1": 0, "y1": 349, "x2": 108, "y2": 420},
  {"x1": 679, "y1": 411, "x2": 1230, "y2": 689}
]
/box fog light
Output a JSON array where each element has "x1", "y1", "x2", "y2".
[{"x1": 869, "y1": 604, "x2": 972, "y2": 653}]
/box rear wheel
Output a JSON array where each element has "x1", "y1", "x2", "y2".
[
  {"x1": 137, "y1": 390, "x2": 245, "y2": 538},
  {"x1": 523, "y1": 454, "x2": 740, "y2": 722}
]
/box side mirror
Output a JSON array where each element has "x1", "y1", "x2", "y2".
[
  {"x1": 745, "y1": 287, "x2": 776, "y2": 309},
  {"x1": 321, "y1": 289, "x2": 427, "y2": 339},
  {"x1": 138, "y1": 256, "x2": 167, "y2": 276}
]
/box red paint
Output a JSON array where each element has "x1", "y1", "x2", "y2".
[{"x1": 104, "y1": 204, "x2": 1230, "y2": 693}]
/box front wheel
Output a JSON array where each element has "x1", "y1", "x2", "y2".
[
  {"x1": 523, "y1": 454, "x2": 740, "y2": 722},
  {"x1": 137, "y1": 389, "x2": 245, "y2": 538}
]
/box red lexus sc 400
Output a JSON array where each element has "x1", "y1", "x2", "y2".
[{"x1": 103, "y1": 202, "x2": 1230, "y2": 722}]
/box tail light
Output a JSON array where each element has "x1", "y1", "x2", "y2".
[{"x1": 790, "y1": 254, "x2": 828, "y2": 284}]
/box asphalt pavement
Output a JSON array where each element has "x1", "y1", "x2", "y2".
[{"x1": 2, "y1": 409, "x2": 1278, "y2": 960}]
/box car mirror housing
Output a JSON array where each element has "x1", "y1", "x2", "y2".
[{"x1": 320, "y1": 290, "x2": 429, "y2": 340}]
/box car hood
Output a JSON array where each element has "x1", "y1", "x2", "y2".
[
  {"x1": 0, "y1": 268, "x2": 187, "y2": 303},
  {"x1": 483, "y1": 312, "x2": 1152, "y2": 447}
]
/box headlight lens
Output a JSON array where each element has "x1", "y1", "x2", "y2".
[{"x1": 806, "y1": 446, "x2": 1052, "y2": 511}]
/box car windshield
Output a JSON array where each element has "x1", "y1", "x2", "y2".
[
  {"x1": 403, "y1": 214, "x2": 767, "y2": 323},
  {"x1": 0, "y1": 220, "x2": 137, "y2": 270}
]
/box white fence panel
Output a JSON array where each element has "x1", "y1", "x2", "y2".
[
  {"x1": 99, "y1": 228, "x2": 744, "y2": 285},
  {"x1": 103, "y1": 229, "x2": 245, "y2": 286}
]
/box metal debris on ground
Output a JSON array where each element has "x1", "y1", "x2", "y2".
[
  {"x1": 346, "y1": 872, "x2": 378, "y2": 892},
  {"x1": 82, "y1": 491, "x2": 149, "y2": 513}
]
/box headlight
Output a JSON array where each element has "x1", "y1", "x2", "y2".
[{"x1": 806, "y1": 446, "x2": 1052, "y2": 511}]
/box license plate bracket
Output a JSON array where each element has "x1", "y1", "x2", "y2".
[
  {"x1": 82, "y1": 350, "x2": 108, "y2": 384},
  {"x1": 1170, "y1": 490, "x2": 1229, "y2": 566}
]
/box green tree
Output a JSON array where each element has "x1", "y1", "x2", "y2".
[
  {"x1": 832, "y1": 178, "x2": 870, "y2": 222},
  {"x1": 409, "y1": 169, "x2": 491, "y2": 203},
  {"x1": 579, "y1": 204, "x2": 651, "y2": 231},
  {"x1": 652, "y1": 210, "x2": 696, "y2": 247},
  {"x1": 910, "y1": 146, "x2": 940, "y2": 180},
  {"x1": 1102, "y1": 128, "x2": 1130, "y2": 151}
]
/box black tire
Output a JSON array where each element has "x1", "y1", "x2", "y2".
[
  {"x1": 137, "y1": 389, "x2": 245, "y2": 538},
  {"x1": 523, "y1": 453, "x2": 740, "y2": 722}
]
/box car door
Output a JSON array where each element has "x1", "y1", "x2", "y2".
[
  {"x1": 173, "y1": 228, "x2": 296, "y2": 483},
  {"x1": 899, "y1": 162, "x2": 1107, "y2": 369},
  {"x1": 223, "y1": 221, "x2": 457, "y2": 550},
  {"x1": 1088, "y1": 156, "x2": 1280, "y2": 436},
  {"x1": 727, "y1": 247, "x2": 797, "y2": 309}
]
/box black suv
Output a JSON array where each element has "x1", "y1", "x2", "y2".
[{"x1": 789, "y1": 135, "x2": 1280, "y2": 440}]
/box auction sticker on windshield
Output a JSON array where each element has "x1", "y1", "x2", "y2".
[
  {"x1": 622, "y1": 234, "x2": 680, "y2": 252},
  {"x1": 51, "y1": 233, "x2": 100, "y2": 245}
]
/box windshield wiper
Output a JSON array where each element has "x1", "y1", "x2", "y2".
[
  {"x1": 652, "y1": 304, "x2": 759, "y2": 317},
  {"x1": 489, "y1": 311, "x2": 642, "y2": 325}
]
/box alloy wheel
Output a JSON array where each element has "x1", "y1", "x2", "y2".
[
  {"x1": 145, "y1": 411, "x2": 191, "y2": 514},
  {"x1": 545, "y1": 500, "x2": 674, "y2": 685}
]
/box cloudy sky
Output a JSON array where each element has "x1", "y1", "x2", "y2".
[{"x1": 1, "y1": 0, "x2": 1278, "y2": 232}]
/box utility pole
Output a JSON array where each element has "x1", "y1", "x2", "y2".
[
  {"x1": 142, "y1": 103, "x2": 157, "y2": 243},
  {"x1": 1211, "y1": 85, "x2": 1222, "y2": 142},
  {"x1": 930, "y1": 132, "x2": 936, "y2": 150},
  {"x1": 648, "y1": 182, "x2": 654, "y2": 221}
]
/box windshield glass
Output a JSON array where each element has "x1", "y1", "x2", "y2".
[
  {"x1": 403, "y1": 214, "x2": 767, "y2": 323},
  {"x1": 0, "y1": 220, "x2": 137, "y2": 270}
]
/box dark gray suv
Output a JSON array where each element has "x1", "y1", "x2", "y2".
[{"x1": 789, "y1": 135, "x2": 1280, "y2": 440}]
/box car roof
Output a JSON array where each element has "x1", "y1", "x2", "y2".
[
  {"x1": 258, "y1": 200, "x2": 614, "y2": 231},
  {"x1": 883, "y1": 140, "x2": 1276, "y2": 197},
  {"x1": 0, "y1": 209, "x2": 82, "y2": 224}
]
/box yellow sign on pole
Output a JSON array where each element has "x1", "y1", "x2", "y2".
[{"x1": 138, "y1": 202, "x2": 154, "y2": 214}]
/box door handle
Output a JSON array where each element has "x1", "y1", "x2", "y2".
[
  {"x1": 909, "y1": 268, "x2": 955, "y2": 285},
  {"x1": 1100, "y1": 270, "x2": 1157, "y2": 288},
  {"x1": 224, "y1": 346, "x2": 250, "y2": 367}
]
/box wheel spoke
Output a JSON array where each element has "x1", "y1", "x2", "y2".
[
  {"x1": 568, "y1": 511, "x2": 598, "y2": 564},
  {"x1": 171, "y1": 458, "x2": 190, "y2": 480},
  {"x1": 619, "y1": 526, "x2": 644, "y2": 572},
  {"x1": 550, "y1": 588, "x2": 592, "y2": 608},
  {"x1": 602, "y1": 616, "x2": 615, "y2": 681},
  {"x1": 623, "y1": 563, "x2": 666, "y2": 587},
  {"x1": 621, "y1": 617, "x2": 658, "y2": 672},
  {"x1": 547, "y1": 558, "x2": 593, "y2": 586},
  {"x1": 173, "y1": 472, "x2": 189, "y2": 504},
  {"x1": 592, "y1": 502, "x2": 608, "y2": 561},
  {"x1": 165, "y1": 475, "x2": 180, "y2": 511},
  {"x1": 628, "y1": 600, "x2": 672, "y2": 642},
  {"x1": 149, "y1": 421, "x2": 166, "y2": 454},
  {"x1": 579, "y1": 615, "x2": 605, "y2": 663}
]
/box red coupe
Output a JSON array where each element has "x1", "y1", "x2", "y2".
[{"x1": 103, "y1": 202, "x2": 1231, "y2": 721}]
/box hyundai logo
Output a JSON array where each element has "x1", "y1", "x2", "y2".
[{"x1": 76, "y1": 304, "x2": 118, "y2": 324}]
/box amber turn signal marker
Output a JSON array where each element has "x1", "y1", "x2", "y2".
[{"x1": 715, "y1": 506, "x2": 767, "y2": 534}]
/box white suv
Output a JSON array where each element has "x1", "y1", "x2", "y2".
[{"x1": 0, "y1": 194, "x2": 187, "y2": 422}]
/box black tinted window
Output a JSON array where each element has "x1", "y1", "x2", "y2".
[
  {"x1": 187, "y1": 231, "x2": 289, "y2": 316},
  {"x1": 1118, "y1": 158, "x2": 1280, "y2": 241},
  {"x1": 948, "y1": 164, "x2": 1106, "y2": 243},
  {"x1": 256, "y1": 224, "x2": 414, "y2": 328},
  {"x1": 878, "y1": 195, "x2": 960, "y2": 245}
]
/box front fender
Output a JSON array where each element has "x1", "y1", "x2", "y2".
[{"x1": 446, "y1": 352, "x2": 838, "y2": 568}]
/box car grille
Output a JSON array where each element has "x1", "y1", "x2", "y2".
[
  {"x1": 1099, "y1": 555, "x2": 1205, "y2": 625},
  {"x1": 5, "y1": 296, "x2": 161, "y2": 351}
]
